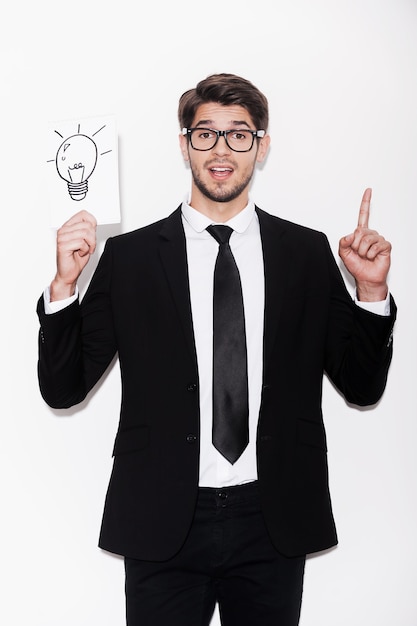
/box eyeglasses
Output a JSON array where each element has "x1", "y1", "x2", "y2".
[{"x1": 182, "y1": 127, "x2": 266, "y2": 152}]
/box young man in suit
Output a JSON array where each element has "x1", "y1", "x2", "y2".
[{"x1": 37, "y1": 73, "x2": 395, "y2": 625}]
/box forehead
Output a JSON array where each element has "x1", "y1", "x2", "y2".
[{"x1": 191, "y1": 103, "x2": 255, "y2": 129}]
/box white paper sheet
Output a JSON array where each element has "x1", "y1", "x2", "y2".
[{"x1": 46, "y1": 115, "x2": 120, "y2": 227}]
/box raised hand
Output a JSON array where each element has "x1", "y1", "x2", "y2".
[
  {"x1": 338, "y1": 188, "x2": 391, "y2": 302},
  {"x1": 50, "y1": 210, "x2": 97, "y2": 301}
]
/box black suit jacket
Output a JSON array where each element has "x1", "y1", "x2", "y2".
[{"x1": 37, "y1": 206, "x2": 396, "y2": 559}]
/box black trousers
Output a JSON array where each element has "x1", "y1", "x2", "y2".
[{"x1": 125, "y1": 481, "x2": 305, "y2": 626}]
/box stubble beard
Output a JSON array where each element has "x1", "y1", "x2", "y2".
[{"x1": 190, "y1": 162, "x2": 256, "y2": 204}]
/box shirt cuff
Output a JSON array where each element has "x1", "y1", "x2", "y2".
[
  {"x1": 354, "y1": 292, "x2": 391, "y2": 316},
  {"x1": 43, "y1": 285, "x2": 79, "y2": 314}
]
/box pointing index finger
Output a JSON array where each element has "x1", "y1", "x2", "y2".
[{"x1": 357, "y1": 187, "x2": 372, "y2": 228}]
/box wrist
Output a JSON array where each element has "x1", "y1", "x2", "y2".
[
  {"x1": 355, "y1": 281, "x2": 388, "y2": 302},
  {"x1": 50, "y1": 276, "x2": 77, "y2": 302}
]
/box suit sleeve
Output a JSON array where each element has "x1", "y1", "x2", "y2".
[
  {"x1": 323, "y1": 234, "x2": 396, "y2": 406},
  {"x1": 37, "y1": 239, "x2": 117, "y2": 409}
]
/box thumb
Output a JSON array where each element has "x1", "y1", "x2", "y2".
[
  {"x1": 339, "y1": 233, "x2": 354, "y2": 249},
  {"x1": 338, "y1": 233, "x2": 354, "y2": 260}
]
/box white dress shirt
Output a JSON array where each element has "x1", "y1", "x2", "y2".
[{"x1": 182, "y1": 201, "x2": 264, "y2": 487}]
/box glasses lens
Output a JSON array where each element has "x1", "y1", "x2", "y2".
[
  {"x1": 189, "y1": 129, "x2": 255, "y2": 152},
  {"x1": 226, "y1": 130, "x2": 254, "y2": 152},
  {"x1": 190, "y1": 129, "x2": 217, "y2": 150}
]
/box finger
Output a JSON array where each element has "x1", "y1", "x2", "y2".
[
  {"x1": 357, "y1": 188, "x2": 372, "y2": 229},
  {"x1": 339, "y1": 232, "x2": 354, "y2": 250},
  {"x1": 355, "y1": 233, "x2": 391, "y2": 260},
  {"x1": 60, "y1": 211, "x2": 97, "y2": 249},
  {"x1": 62, "y1": 210, "x2": 97, "y2": 229},
  {"x1": 365, "y1": 239, "x2": 391, "y2": 261},
  {"x1": 57, "y1": 226, "x2": 97, "y2": 261},
  {"x1": 78, "y1": 241, "x2": 94, "y2": 258}
]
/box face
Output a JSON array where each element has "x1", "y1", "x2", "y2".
[{"x1": 179, "y1": 103, "x2": 269, "y2": 212}]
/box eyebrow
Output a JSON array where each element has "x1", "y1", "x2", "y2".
[{"x1": 194, "y1": 119, "x2": 252, "y2": 129}]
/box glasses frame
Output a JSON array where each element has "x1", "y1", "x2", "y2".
[{"x1": 182, "y1": 127, "x2": 266, "y2": 153}]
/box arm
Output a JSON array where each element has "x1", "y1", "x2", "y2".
[
  {"x1": 37, "y1": 210, "x2": 114, "y2": 409},
  {"x1": 325, "y1": 189, "x2": 395, "y2": 404}
]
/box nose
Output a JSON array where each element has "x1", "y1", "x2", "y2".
[{"x1": 213, "y1": 132, "x2": 230, "y2": 154}]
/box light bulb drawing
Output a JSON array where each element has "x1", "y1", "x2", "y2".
[
  {"x1": 48, "y1": 122, "x2": 112, "y2": 201},
  {"x1": 56, "y1": 134, "x2": 97, "y2": 201}
]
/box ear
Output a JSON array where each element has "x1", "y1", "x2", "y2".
[
  {"x1": 256, "y1": 133, "x2": 270, "y2": 164},
  {"x1": 179, "y1": 133, "x2": 190, "y2": 162}
]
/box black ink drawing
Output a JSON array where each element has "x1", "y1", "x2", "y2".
[{"x1": 48, "y1": 122, "x2": 112, "y2": 201}]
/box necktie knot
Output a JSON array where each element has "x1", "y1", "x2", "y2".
[{"x1": 207, "y1": 224, "x2": 233, "y2": 245}]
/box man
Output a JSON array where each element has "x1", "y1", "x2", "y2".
[{"x1": 37, "y1": 73, "x2": 396, "y2": 625}]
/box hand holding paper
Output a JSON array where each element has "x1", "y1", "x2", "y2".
[{"x1": 50, "y1": 210, "x2": 97, "y2": 302}]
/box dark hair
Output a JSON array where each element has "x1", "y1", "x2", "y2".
[{"x1": 178, "y1": 73, "x2": 269, "y2": 131}]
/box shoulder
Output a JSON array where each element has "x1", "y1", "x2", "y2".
[
  {"x1": 256, "y1": 206, "x2": 328, "y2": 246},
  {"x1": 105, "y1": 206, "x2": 183, "y2": 252}
]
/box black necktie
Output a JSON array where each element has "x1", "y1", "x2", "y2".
[{"x1": 206, "y1": 225, "x2": 249, "y2": 464}]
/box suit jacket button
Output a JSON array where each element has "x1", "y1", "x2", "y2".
[
  {"x1": 260, "y1": 435, "x2": 272, "y2": 442},
  {"x1": 187, "y1": 383, "x2": 198, "y2": 392},
  {"x1": 186, "y1": 434, "x2": 197, "y2": 443}
]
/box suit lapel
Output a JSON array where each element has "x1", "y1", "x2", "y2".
[
  {"x1": 158, "y1": 207, "x2": 197, "y2": 364},
  {"x1": 157, "y1": 205, "x2": 290, "y2": 373},
  {"x1": 256, "y1": 207, "x2": 290, "y2": 373}
]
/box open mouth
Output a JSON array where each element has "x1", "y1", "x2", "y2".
[{"x1": 209, "y1": 166, "x2": 233, "y2": 179}]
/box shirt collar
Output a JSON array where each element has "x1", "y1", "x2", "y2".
[{"x1": 181, "y1": 199, "x2": 256, "y2": 234}]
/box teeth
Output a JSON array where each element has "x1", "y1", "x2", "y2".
[{"x1": 212, "y1": 167, "x2": 231, "y2": 172}]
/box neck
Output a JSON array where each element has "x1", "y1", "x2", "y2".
[{"x1": 188, "y1": 189, "x2": 249, "y2": 223}]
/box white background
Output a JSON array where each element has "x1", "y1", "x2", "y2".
[{"x1": 1, "y1": 1, "x2": 416, "y2": 624}]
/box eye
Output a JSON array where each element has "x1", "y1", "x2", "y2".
[
  {"x1": 231, "y1": 130, "x2": 249, "y2": 141},
  {"x1": 198, "y1": 130, "x2": 214, "y2": 140}
]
